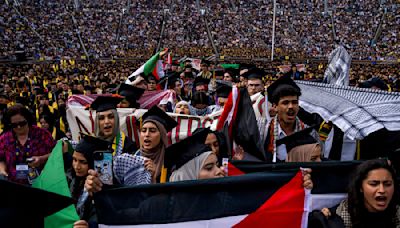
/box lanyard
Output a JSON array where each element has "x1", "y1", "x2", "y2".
[{"x1": 15, "y1": 137, "x2": 31, "y2": 160}]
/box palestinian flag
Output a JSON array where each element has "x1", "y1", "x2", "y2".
[
  {"x1": 94, "y1": 162, "x2": 352, "y2": 227},
  {"x1": 126, "y1": 48, "x2": 168, "y2": 83}
]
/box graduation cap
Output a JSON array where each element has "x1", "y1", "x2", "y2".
[
  {"x1": 17, "y1": 81, "x2": 26, "y2": 88},
  {"x1": 0, "y1": 93, "x2": 10, "y2": 100},
  {"x1": 34, "y1": 87, "x2": 45, "y2": 95},
  {"x1": 201, "y1": 59, "x2": 210, "y2": 66},
  {"x1": 106, "y1": 84, "x2": 118, "y2": 93},
  {"x1": 147, "y1": 74, "x2": 158, "y2": 82},
  {"x1": 75, "y1": 134, "x2": 112, "y2": 168},
  {"x1": 359, "y1": 77, "x2": 388, "y2": 91},
  {"x1": 216, "y1": 81, "x2": 232, "y2": 98},
  {"x1": 141, "y1": 105, "x2": 178, "y2": 132},
  {"x1": 89, "y1": 95, "x2": 123, "y2": 112},
  {"x1": 191, "y1": 91, "x2": 210, "y2": 106},
  {"x1": 213, "y1": 69, "x2": 225, "y2": 78},
  {"x1": 267, "y1": 75, "x2": 301, "y2": 104},
  {"x1": 0, "y1": 179, "x2": 74, "y2": 227},
  {"x1": 243, "y1": 67, "x2": 266, "y2": 80},
  {"x1": 15, "y1": 96, "x2": 29, "y2": 106},
  {"x1": 84, "y1": 85, "x2": 93, "y2": 91},
  {"x1": 193, "y1": 76, "x2": 210, "y2": 87},
  {"x1": 276, "y1": 127, "x2": 317, "y2": 152},
  {"x1": 184, "y1": 71, "x2": 195, "y2": 79},
  {"x1": 164, "y1": 129, "x2": 211, "y2": 170},
  {"x1": 118, "y1": 83, "x2": 145, "y2": 108},
  {"x1": 166, "y1": 72, "x2": 181, "y2": 88}
]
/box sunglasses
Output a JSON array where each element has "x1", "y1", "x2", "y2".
[{"x1": 11, "y1": 120, "x2": 28, "y2": 128}]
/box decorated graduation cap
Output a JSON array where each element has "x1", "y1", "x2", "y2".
[
  {"x1": 267, "y1": 74, "x2": 301, "y2": 104},
  {"x1": 164, "y1": 128, "x2": 211, "y2": 170},
  {"x1": 141, "y1": 105, "x2": 178, "y2": 132},
  {"x1": 118, "y1": 83, "x2": 145, "y2": 108},
  {"x1": 89, "y1": 95, "x2": 123, "y2": 112},
  {"x1": 0, "y1": 179, "x2": 74, "y2": 227},
  {"x1": 75, "y1": 134, "x2": 112, "y2": 168},
  {"x1": 276, "y1": 127, "x2": 317, "y2": 152},
  {"x1": 216, "y1": 81, "x2": 232, "y2": 98},
  {"x1": 243, "y1": 67, "x2": 266, "y2": 80}
]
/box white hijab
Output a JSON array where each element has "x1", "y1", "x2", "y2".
[{"x1": 169, "y1": 152, "x2": 213, "y2": 182}]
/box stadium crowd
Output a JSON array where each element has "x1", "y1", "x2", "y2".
[
  {"x1": 0, "y1": 56, "x2": 399, "y2": 227},
  {"x1": 1, "y1": 0, "x2": 400, "y2": 227},
  {"x1": 1, "y1": 0, "x2": 399, "y2": 60}
]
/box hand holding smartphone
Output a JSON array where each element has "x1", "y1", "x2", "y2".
[{"x1": 93, "y1": 150, "x2": 113, "y2": 185}]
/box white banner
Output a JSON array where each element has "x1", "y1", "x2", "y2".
[{"x1": 66, "y1": 107, "x2": 222, "y2": 145}]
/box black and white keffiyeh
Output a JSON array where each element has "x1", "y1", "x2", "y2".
[
  {"x1": 323, "y1": 45, "x2": 351, "y2": 86},
  {"x1": 297, "y1": 81, "x2": 400, "y2": 140},
  {"x1": 113, "y1": 153, "x2": 152, "y2": 186}
]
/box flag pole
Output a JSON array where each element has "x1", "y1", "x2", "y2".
[{"x1": 271, "y1": 0, "x2": 277, "y2": 61}]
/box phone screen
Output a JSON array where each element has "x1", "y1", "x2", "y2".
[{"x1": 93, "y1": 151, "x2": 113, "y2": 185}]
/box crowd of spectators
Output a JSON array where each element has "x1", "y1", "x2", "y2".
[{"x1": 0, "y1": 0, "x2": 399, "y2": 60}]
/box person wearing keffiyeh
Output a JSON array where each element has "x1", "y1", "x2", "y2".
[
  {"x1": 134, "y1": 105, "x2": 177, "y2": 183},
  {"x1": 264, "y1": 75, "x2": 307, "y2": 163}
]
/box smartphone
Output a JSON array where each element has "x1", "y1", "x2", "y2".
[{"x1": 93, "y1": 150, "x2": 113, "y2": 185}]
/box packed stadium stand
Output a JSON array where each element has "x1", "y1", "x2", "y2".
[{"x1": 0, "y1": 0, "x2": 399, "y2": 60}]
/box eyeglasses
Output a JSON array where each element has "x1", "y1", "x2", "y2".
[{"x1": 10, "y1": 120, "x2": 28, "y2": 128}]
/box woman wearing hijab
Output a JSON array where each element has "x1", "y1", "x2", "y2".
[
  {"x1": 286, "y1": 144, "x2": 322, "y2": 162},
  {"x1": 135, "y1": 105, "x2": 177, "y2": 183},
  {"x1": 85, "y1": 105, "x2": 177, "y2": 193},
  {"x1": 165, "y1": 130, "x2": 225, "y2": 182},
  {"x1": 174, "y1": 100, "x2": 191, "y2": 115},
  {"x1": 276, "y1": 127, "x2": 322, "y2": 163},
  {"x1": 170, "y1": 151, "x2": 224, "y2": 182}
]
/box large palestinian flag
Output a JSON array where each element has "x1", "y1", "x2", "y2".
[{"x1": 95, "y1": 162, "x2": 359, "y2": 227}]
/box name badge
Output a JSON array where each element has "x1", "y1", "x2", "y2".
[{"x1": 16, "y1": 164, "x2": 29, "y2": 180}]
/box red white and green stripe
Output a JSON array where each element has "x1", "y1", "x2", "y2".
[{"x1": 126, "y1": 49, "x2": 168, "y2": 83}]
